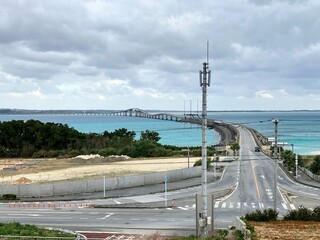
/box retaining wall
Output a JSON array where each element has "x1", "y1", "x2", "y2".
[
  {"x1": 299, "y1": 166, "x2": 320, "y2": 182},
  {"x1": 0, "y1": 166, "x2": 202, "y2": 197}
]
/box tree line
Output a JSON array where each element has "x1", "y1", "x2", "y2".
[
  {"x1": 0, "y1": 120, "x2": 217, "y2": 158},
  {"x1": 281, "y1": 148, "x2": 320, "y2": 176}
]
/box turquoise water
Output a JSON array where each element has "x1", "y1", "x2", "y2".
[
  {"x1": 0, "y1": 111, "x2": 319, "y2": 154},
  {"x1": 0, "y1": 114, "x2": 219, "y2": 148},
  {"x1": 208, "y1": 111, "x2": 320, "y2": 155}
]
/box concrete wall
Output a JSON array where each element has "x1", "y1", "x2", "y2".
[
  {"x1": 0, "y1": 167, "x2": 201, "y2": 197},
  {"x1": 299, "y1": 166, "x2": 320, "y2": 182}
]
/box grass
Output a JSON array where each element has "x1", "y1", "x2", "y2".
[{"x1": 0, "y1": 222, "x2": 75, "y2": 238}]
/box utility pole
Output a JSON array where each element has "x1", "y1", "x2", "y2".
[
  {"x1": 199, "y1": 42, "x2": 211, "y2": 236},
  {"x1": 273, "y1": 119, "x2": 279, "y2": 211},
  {"x1": 295, "y1": 154, "x2": 298, "y2": 179},
  {"x1": 291, "y1": 143, "x2": 298, "y2": 179}
]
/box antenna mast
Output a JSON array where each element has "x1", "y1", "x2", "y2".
[{"x1": 199, "y1": 41, "x2": 211, "y2": 236}]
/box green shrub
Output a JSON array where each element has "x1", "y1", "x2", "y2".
[
  {"x1": 245, "y1": 208, "x2": 278, "y2": 222},
  {"x1": 1, "y1": 194, "x2": 17, "y2": 200},
  {"x1": 98, "y1": 147, "x2": 117, "y2": 157},
  {"x1": 193, "y1": 158, "x2": 212, "y2": 168},
  {"x1": 240, "y1": 217, "x2": 255, "y2": 233},
  {"x1": 312, "y1": 206, "x2": 320, "y2": 221},
  {"x1": 0, "y1": 222, "x2": 75, "y2": 237},
  {"x1": 284, "y1": 206, "x2": 313, "y2": 221},
  {"x1": 234, "y1": 229, "x2": 244, "y2": 240},
  {"x1": 264, "y1": 208, "x2": 278, "y2": 221}
]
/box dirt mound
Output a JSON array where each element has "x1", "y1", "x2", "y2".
[
  {"x1": 68, "y1": 155, "x2": 130, "y2": 164},
  {"x1": 13, "y1": 177, "x2": 32, "y2": 185}
]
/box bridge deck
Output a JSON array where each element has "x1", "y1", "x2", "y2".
[{"x1": 109, "y1": 109, "x2": 238, "y2": 146}]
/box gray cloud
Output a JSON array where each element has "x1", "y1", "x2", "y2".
[{"x1": 0, "y1": 0, "x2": 319, "y2": 110}]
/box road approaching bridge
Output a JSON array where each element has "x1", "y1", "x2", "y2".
[{"x1": 1, "y1": 124, "x2": 320, "y2": 235}]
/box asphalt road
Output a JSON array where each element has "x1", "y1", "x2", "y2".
[{"x1": 1, "y1": 126, "x2": 320, "y2": 235}]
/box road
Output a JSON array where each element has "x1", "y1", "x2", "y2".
[{"x1": 1, "y1": 126, "x2": 320, "y2": 235}]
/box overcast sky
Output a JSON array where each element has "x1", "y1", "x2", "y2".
[{"x1": 0, "y1": 0, "x2": 319, "y2": 111}]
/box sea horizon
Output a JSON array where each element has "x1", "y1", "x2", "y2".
[{"x1": 0, "y1": 110, "x2": 319, "y2": 155}]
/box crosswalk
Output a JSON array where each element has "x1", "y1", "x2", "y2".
[{"x1": 171, "y1": 201, "x2": 296, "y2": 211}]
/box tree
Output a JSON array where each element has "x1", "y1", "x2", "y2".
[
  {"x1": 310, "y1": 155, "x2": 320, "y2": 175},
  {"x1": 140, "y1": 130, "x2": 161, "y2": 142},
  {"x1": 230, "y1": 142, "x2": 240, "y2": 156}
]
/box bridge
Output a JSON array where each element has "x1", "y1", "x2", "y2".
[
  {"x1": 6, "y1": 108, "x2": 238, "y2": 146},
  {"x1": 109, "y1": 108, "x2": 238, "y2": 146},
  {"x1": 108, "y1": 108, "x2": 184, "y2": 121}
]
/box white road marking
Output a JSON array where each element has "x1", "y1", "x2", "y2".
[
  {"x1": 214, "y1": 202, "x2": 220, "y2": 208},
  {"x1": 101, "y1": 213, "x2": 114, "y2": 219},
  {"x1": 281, "y1": 203, "x2": 287, "y2": 210},
  {"x1": 113, "y1": 200, "x2": 121, "y2": 205},
  {"x1": 290, "y1": 204, "x2": 296, "y2": 210},
  {"x1": 222, "y1": 202, "x2": 227, "y2": 208},
  {"x1": 178, "y1": 207, "x2": 188, "y2": 211}
]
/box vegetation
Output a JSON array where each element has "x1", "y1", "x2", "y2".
[
  {"x1": 309, "y1": 155, "x2": 320, "y2": 175},
  {"x1": 193, "y1": 157, "x2": 212, "y2": 168},
  {"x1": 0, "y1": 222, "x2": 75, "y2": 238},
  {"x1": 230, "y1": 142, "x2": 240, "y2": 156},
  {"x1": 244, "y1": 208, "x2": 278, "y2": 222},
  {"x1": 0, "y1": 194, "x2": 17, "y2": 201},
  {"x1": 0, "y1": 120, "x2": 219, "y2": 159},
  {"x1": 284, "y1": 205, "x2": 320, "y2": 221},
  {"x1": 281, "y1": 149, "x2": 304, "y2": 174}
]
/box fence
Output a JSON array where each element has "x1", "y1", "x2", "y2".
[
  {"x1": 299, "y1": 166, "x2": 320, "y2": 182},
  {"x1": 0, "y1": 167, "x2": 202, "y2": 197}
]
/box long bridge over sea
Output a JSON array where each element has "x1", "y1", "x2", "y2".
[
  {"x1": 1, "y1": 108, "x2": 239, "y2": 146},
  {"x1": 108, "y1": 108, "x2": 183, "y2": 121},
  {"x1": 107, "y1": 108, "x2": 238, "y2": 146}
]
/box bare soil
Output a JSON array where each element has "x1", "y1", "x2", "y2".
[
  {"x1": 252, "y1": 221, "x2": 320, "y2": 240},
  {"x1": 0, "y1": 157, "x2": 198, "y2": 184}
]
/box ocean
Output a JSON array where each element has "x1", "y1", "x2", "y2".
[{"x1": 0, "y1": 111, "x2": 319, "y2": 155}]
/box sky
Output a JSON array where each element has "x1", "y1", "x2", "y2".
[{"x1": 0, "y1": 0, "x2": 319, "y2": 111}]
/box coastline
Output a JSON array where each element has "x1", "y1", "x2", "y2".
[{"x1": 0, "y1": 111, "x2": 319, "y2": 155}]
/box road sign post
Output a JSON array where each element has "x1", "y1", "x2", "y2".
[{"x1": 182, "y1": 147, "x2": 190, "y2": 168}]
